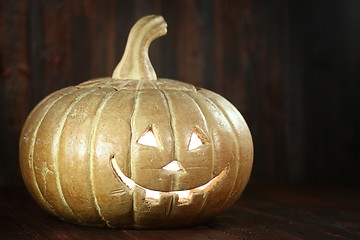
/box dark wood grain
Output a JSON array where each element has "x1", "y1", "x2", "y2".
[
  {"x1": 0, "y1": 0, "x2": 359, "y2": 187},
  {"x1": 0, "y1": 185, "x2": 359, "y2": 239},
  {"x1": 0, "y1": 0, "x2": 31, "y2": 187}
]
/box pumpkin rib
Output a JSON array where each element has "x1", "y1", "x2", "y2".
[
  {"x1": 150, "y1": 82, "x2": 177, "y2": 160},
  {"x1": 149, "y1": 80, "x2": 176, "y2": 155},
  {"x1": 149, "y1": 82, "x2": 178, "y2": 219},
  {"x1": 149, "y1": 81, "x2": 177, "y2": 218},
  {"x1": 198, "y1": 90, "x2": 245, "y2": 209},
  {"x1": 23, "y1": 88, "x2": 76, "y2": 219},
  {"x1": 129, "y1": 81, "x2": 144, "y2": 225},
  {"x1": 129, "y1": 81, "x2": 144, "y2": 179},
  {"x1": 51, "y1": 90, "x2": 98, "y2": 222},
  {"x1": 156, "y1": 90, "x2": 177, "y2": 180},
  {"x1": 180, "y1": 91, "x2": 215, "y2": 221},
  {"x1": 215, "y1": 96, "x2": 253, "y2": 201},
  {"x1": 182, "y1": 91, "x2": 214, "y2": 178},
  {"x1": 158, "y1": 90, "x2": 177, "y2": 159},
  {"x1": 92, "y1": 89, "x2": 135, "y2": 227},
  {"x1": 88, "y1": 89, "x2": 119, "y2": 227}
]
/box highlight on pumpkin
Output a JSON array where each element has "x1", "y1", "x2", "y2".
[{"x1": 110, "y1": 155, "x2": 229, "y2": 204}]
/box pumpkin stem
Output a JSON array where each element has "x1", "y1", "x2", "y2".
[{"x1": 112, "y1": 15, "x2": 167, "y2": 80}]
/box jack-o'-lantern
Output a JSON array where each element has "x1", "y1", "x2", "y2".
[{"x1": 19, "y1": 15, "x2": 253, "y2": 229}]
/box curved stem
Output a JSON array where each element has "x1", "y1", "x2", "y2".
[{"x1": 112, "y1": 15, "x2": 167, "y2": 80}]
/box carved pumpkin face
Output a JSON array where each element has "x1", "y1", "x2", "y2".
[{"x1": 19, "y1": 15, "x2": 253, "y2": 229}]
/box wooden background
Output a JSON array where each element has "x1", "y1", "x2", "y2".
[{"x1": 0, "y1": 0, "x2": 359, "y2": 187}]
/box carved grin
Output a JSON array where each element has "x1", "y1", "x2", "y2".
[{"x1": 111, "y1": 157, "x2": 228, "y2": 205}]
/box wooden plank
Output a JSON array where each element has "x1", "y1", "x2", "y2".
[
  {"x1": 211, "y1": 185, "x2": 360, "y2": 240},
  {"x1": 173, "y1": 0, "x2": 205, "y2": 87},
  {"x1": 1, "y1": 185, "x2": 359, "y2": 239},
  {"x1": 0, "y1": 0, "x2": 30, "y2": 186}
]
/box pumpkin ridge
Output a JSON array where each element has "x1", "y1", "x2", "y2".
[
  {"x1": 182, "y1": 91, "x2": 214, "y2": 177},
  {"x1": 164, "y1": 91, "x2": 179, "y2": 157},
  {"x1": 24, "y1": 88, "x2": 77, "y2": 219},
  {"x1": 129, "y1": 81, "x2": 144, "y2": 225},
  {"x1": 180, "y1": 91, "x2": 217, "y2": 221},
  {"x1": 155, "y1": 89, "x2": 177, "y2": 189},
  {"x1": 129, "y1": 81, "x2": 144, "y2": 180},
  {"x1": 198, "y1": 90, "x2": 244, "y2": 210},
  {"x1": 180, "y1": 91, "x2": 214, "y2": 184},
  {"x1": 155, "y1": 88, "x2": 217, "y2": 191},
  {"x1": 148, "y1": 81, "x2": 176, "y2": 152},
  {"x1": 89, "y1": 89, "x2": 118, "y2": 227},
  {"x1": 52, "y1": 90, "x2": 98, "y2": 222},
  {"x1": 148, "y1": 81, "x2": 177, "y2": 220}
]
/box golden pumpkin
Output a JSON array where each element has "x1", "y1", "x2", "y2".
[{"x1": 19, "y1": 15, "x2": 253, "y2": 229}]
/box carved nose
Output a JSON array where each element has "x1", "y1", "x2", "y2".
[{"x1": 162, "y1": 160, "x2": 185, "y2": 172}]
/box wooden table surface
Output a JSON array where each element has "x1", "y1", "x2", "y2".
[{"x1": 1, "y1": 184, "x2": 359, "y2": 240}]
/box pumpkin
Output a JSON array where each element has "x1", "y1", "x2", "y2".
[{"x1": 19, "y1": 15, "x2": 253, "y2": 229}]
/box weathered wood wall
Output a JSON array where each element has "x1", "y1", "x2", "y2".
[{"x1": 1, "y1": 0, "x2": 359, "y2": 186}]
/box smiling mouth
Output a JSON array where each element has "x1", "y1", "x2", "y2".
[{"x1": 110, "y1": 157, "x2": 227, "y2": 205}]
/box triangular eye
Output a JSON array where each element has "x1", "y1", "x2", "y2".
[
  {"x1": 188, "y1": 131, "x2": 205, "y2": 151},
  {"x1": 137, "y1": 128, "x2": 158, "y2": 147}
]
